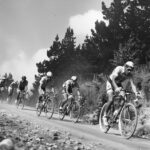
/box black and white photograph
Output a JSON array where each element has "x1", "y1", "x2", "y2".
[{"x1": 0, "y1": 0, "x2": 150, "y2": 149}]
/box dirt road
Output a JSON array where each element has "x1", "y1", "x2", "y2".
[{"x1": 0, "y1": 103, "x2": 150, "y2": 150}]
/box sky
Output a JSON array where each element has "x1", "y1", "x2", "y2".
[{"x1": 0, "y1": 0, "x2": 112, "y2": 88}]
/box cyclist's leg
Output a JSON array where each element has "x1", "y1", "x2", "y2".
[
  {"x1": 103, "y1": 81, "x2": 114, "y2": 125},
  {"x1": 60, "y1": 92, "x2": 68, "y2": 110},
  {"x1": 17, "y1": 90, "x2": 20, "y2": 101},
  {"x1": 7, "y1": 87, "x2": 13, "y2": 103},
  {"x1": 36, "y1": 87, "x2": 45, "y2": 108},
  {"x1": 68, "y1": 94, "x2": 74, "y2": 105}
]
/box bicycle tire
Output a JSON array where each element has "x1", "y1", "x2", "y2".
[
  {"x1": 16, "y1": 92, "x2": 25, "y2": 109},
  {"x1": 58, "y1": 102, "x2": 66, "y2": 120},
  {"x1": 16, "y1": 99, "x2": 20, "y2": 109},
  {"x1": 73, "y1": 102, "x2": 82, "y2": 123},
  {"x1": 16, "y1": 98, "x2": 23, "y2": 109},
  {"x1": 21, "y1": 98, "x2": 24, "y2": 109},
  {"x1": 36, "y1": 105, "x2": 42, "y2": 117},
  {"x1": 118, "y1": 103, "x2": 138, "y2": 139},
  {"x1": 99, "y1": 103, "x2": 110, "y2": 133},
  {"x1": 45, "y1": 100, "x2": 54, "y2": 119}
]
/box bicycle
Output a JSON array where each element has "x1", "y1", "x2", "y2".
[
  {"x1": 58, "y1": 96, "x2": 81, "y2": 122},
  {"x1": 99, "y1": 90, "x2": 138, "y2": 139},
  {"x1": 36, "y1": 92, "x2": 55, "y2": 119},
  {"x1": 16, "y1": 91, "x2": 26, "y2": 109}
]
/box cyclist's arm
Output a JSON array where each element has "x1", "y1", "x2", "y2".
[
  {"x1": 130, "y1": 78, "x2": 138, "y2": 96},
  {"x1": 24, "y1": 81, "x2": 28, "y2": 92},
  {"x1": 76, "y1": 83, "x2": 81, "y2": 97},
  {"x1": 65, "y1": 84, "x2": 70, "y2": 95},
  {"x1": 24, "y1": 86, "x2": 28, "y2": 92}
]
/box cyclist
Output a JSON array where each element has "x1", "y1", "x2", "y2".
[
  {"x1": 16, "y1": 76, "x2": 28, "y2": 102},
  {"x1": 7, "y1": 81, "x2": 18, "y2": 103},
  {"x1": 0, "y1": 75, "x2": 6, "y2": 88},
  {"x1": 103, "y1": 61, "x2": 138, "y2": 126},
  {"x1": 36, "y1": 71, "x2": 54, "y2": 108},
  {"x1": 59, "y1": 76, "x2": 81, "y2": 110},
  {"x1": 0, "y1": 75, "x2": 7, "y2": 100}
]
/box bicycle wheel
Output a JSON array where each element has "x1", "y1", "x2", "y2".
[
  {"x1": 16, "y1": 99, "x2": 20, "y2": 109},
  {"x1": 45, "y1": 100, "x2": 54, "y2": 119},
  {"x1": 99, "y1": 103, "x2": 110, "y2": 133},
  {"x1": 16, "y1": 98, "x2": 24, "y2": 109},
  {"x1": 118, "y1": 103, "x2": 138, "y2": 139},
  {"x1": 36, "y1": 104, "x2": 42, "y2": 117},
  {"x1": 58, "y1": 102, "x2": 67, "y2": 120},
  {"x1": 21, "y1": 98, "x2": 24, "y2": 109},
  {"x1": 72, "y1": 102, "x2": 82, "y2": 123}
]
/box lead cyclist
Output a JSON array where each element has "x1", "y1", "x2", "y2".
[{"x1": 103, "y1": 61, "x2": 139, "y2": 126}]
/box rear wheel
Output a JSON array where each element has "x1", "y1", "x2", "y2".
[
  {"x1": 99, "y1": 103, "x2": 110, "y2": 133},
  {"x1": 118, "y1": 103, "x2": 138, "y2": 139}
]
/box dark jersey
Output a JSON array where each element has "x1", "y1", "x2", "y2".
[
  {"x1": 19, "y1": 80, "x2": 28, "y2": 91},
  {"x1": 63, "y1": 79, "x2": 79, "y2": 94}
]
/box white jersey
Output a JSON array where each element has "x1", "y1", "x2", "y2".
[{"x1": 109, "y1": 66, "x2": 132, "y2": 86}]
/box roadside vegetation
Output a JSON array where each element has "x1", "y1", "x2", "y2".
[{"x1": 31, "y1": 0, "x2": 150, "y2": 109}]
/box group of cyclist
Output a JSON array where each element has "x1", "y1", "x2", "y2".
[
  {"x1": 36, "y1": 60, "x2": 140, "y2": 125},
  {"x1": 0, "y1": 75, "x2": 28, "y2": 104},
  {"x1": 36, "y1": 71, "x2": 81, "y2": 111},
  {"x1": 0, "y1": 60, "x2": 140, "y2": 127}
]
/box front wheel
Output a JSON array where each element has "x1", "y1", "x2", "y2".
[
  {"x1": 118, "y1": 103, "x2": 138, "y2": 139},
  {"x1": 16, "y1": 98, "x2": 24, "y2": 109},
  {"x1": 45, "y1": 100, "x2": 54, "y2": 119},
  {"x1": 58, "y1": 102, "x2": 66, "y2": 120},
  {"x1": 71, "y1": 102, "x2": 82, "y2": 123},
  {"x1": 36, "y1": 103, "x2": 42, "y2": 116}
]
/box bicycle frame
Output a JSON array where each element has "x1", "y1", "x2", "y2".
[
  {"x1": 108, "y1": 92, "x2": 128, "y2": 126},
  {"x1": 41, "y1": 95, "x2": 51, "y2": 108},
  {"x1": 64, "y1": 98, "x2": 75, "y2": 114}
]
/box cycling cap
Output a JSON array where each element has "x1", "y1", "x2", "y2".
[
  {"x1": 22, "y1": 76, "x2": 26, "y2": 80},
  {"x1": 47, "y1": 71, "x2": 52, "y2": 77},
  {"x1": 125, "y1": 61, "x2": 134, "y2": 68},
  {"x1": 71, "y1": 76, "x2": 78, "y2": 81}
]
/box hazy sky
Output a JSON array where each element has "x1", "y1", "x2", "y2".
[{"x1": 0, "y1": 0, "x2": 112, "y2": 87}]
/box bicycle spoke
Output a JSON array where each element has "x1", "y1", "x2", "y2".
[{"x1": 119, "y1": 103, "x2": 138, "y2": 139}]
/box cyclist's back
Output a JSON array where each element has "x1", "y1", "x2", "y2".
[
  {"x1": 17, "y1": 76, "x2": 28, "y2": 101},
  {"x1": 8, "y1": 81, "x2": 18, "y2": 97},
  {"x1": 36, "y1": 71, "x2": 53, "y2": 108},
  {"x1": 39, "y1": 73, "x2": 53, "y2": 94},
  {"x1": 63, "y1": 79, "x2": 79, "y2": 94},
  {"x1": 18, "y1": 78, "x2": 28, "y2": 91},
  {"x1": 60, "y1": 76, "x2": 80, "y2": 110}
]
